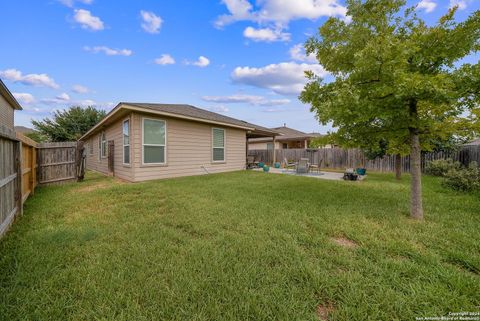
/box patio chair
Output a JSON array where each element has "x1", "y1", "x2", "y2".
[
  {"x1": 309, "y1": 159, "x2": 323, "y2": 174},
  {"x1": 246, "y1": 156, "x2": 259, "y2": 169},
  {"x1": 283, "y1": 158, "x2": 296, "y2": 171},
  {"x1": 297, "y1": 158, "x2": 309, "y2": 174}
]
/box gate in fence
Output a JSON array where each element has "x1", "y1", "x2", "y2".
[{"x1": 37, "y1": 142, "x2": 86, "y2": 185}]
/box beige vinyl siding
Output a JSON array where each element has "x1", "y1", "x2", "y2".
[
  {"x1": 84, "y1": 115, "x2": 134, "y2": 181},
  {"x1": 131, "y1": 112, "x2": 246, "y2": 182},
  {"x1": 248, "y1": 141, "x2": 281, "y2": 150},
  {"x1": 0, "y1": 94, "x2": 14, "y2": 129}
]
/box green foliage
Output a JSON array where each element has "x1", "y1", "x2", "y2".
[
  {"x1": 425, "y1": 159, "x2": 462, "y2": 177},
  {"x1": 24, "y1": 131, "x2": 48, "y2": 143},
  {"x1": 300, "y1": 0, "x2": 480, "y2": 153},
  {"x1": 32, "y1": 106, "x2": 106, "y2": 142},
  {"x1": 443, "y1": 162, "x2": 480, "y2": 191},
  {"x1": 309, "y1": 133, "x2": 338, "y2": 148}
]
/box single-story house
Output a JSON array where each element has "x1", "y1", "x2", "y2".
[
  {"x1": 248, "y1": 124, "x2": 322, "y2": 150},
  {"x1": 0, "y1": 79, "x2": 22, "y2": 131},
  {"x1": 80, "y1": 102, "x2": 278, "y2": 182}
]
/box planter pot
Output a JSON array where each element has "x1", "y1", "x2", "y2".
[
  {"x1": 274, "y1": 162, "x2": 281, "y2": 168},
  {"x1": 263, "y1": 166, "x2": 270, "y2": 172},
  {"x1": 258, "y1": 162, "x2": 265, "y2": 168},
  {"x1": 356, "y1": 168, "x2": 366, "y2": 176}
]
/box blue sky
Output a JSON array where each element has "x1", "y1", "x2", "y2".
[{"x1": 1, "y1": 0, "x2": 478, "y2": 132}]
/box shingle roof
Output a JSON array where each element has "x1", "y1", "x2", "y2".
[
  {"x1": 124, "y1": 103, "x2": 278, "y2": 135},
  {"x1": 249, "y1": 126, "x2": 322, "y2": 142},
  {"x1": 80, "y1": 102, "x2": 279, "y2": 140}
]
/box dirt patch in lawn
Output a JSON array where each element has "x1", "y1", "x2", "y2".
[
  {"x1": 316, "y1": 302, "x2": 335, "y2": 320},
  {"x1": 331, "y1": 237, "x2": 358, "y2": 249}
]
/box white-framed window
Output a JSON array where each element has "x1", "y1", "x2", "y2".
[
  {"x1": 100, "y1": 131, "x2": 107, "y2": 158},
  {"x1": 267, "y1": 142, "x2": 274, "y2": 150},
  {"x1": 89, "y1": 139, "x2": 94, "y2": 155},
  {"x1": 142, "y1": 118, "x2": 166, "y2": 165},
  {"x1": 212, "y1": 128, "x2": 225, "y2": 162},
  {"x1": 123, "y1": 119, "x2": 130, "y2": 165}
]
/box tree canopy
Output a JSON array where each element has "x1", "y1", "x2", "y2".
[
  {"x1": 32, "y1": 106, "x2": 106, "y2": 142},
  {"x1": 300, "y1": 0, "x2": 479, "y2": 219}
]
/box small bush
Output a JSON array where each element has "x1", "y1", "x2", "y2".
[
  {"x1": 442, "y1": 162, "x2": 480, "y2": 192},
  {"x1": 425, "y1": 159, "x2": 461, "y2": 177}
]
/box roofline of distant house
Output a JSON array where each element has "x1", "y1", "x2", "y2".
[
  {"x1": 0, "y1": 79, "x2": 22, "y2": 110},
  {"x1": 249, "y1": 135, "x2": 319, "y2": 143},
  {"x1": 80, "y1": 102, "x2": 276, "y2": 141}
]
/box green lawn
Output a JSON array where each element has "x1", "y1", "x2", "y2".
[{"x1": 0, "y1": 171, "x2": 479, "y2": 321}]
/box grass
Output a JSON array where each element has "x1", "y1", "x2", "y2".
[{"x1": 0, "y1": 170, "x2": 479, "y2": 320}]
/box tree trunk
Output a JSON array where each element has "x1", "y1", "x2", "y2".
[
  {"x1": 409, "y1": 131, "x2": 423, "y2": 219},
  {"x1": 395, "y1": 154, "x2": 402, "y2": 180}
]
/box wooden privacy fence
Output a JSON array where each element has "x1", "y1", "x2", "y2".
[
  {"x1": 17, "y1": 133, "x2": 37, "y2": 203},
  {"x1": 37, "y1": 142, "x2": 83, "y2": 185},
  {"x1": 1, "y1": 137, "x2": 85, "y2": 238},
  {"x1": 248, "y1": 145, "x2": 480, "y2": 173},
  {"x1": 0, "y1": 126, "x2": 21, "y2": 237}
]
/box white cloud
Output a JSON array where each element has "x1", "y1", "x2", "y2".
[
  {"x1": 74, "y1": 9, "x2": 104, "y2": 31},
  {"x1": 187, "y1": 56, "x2": 210, "y2": 68},
  {"x1": 40, "y1": 97, "x2": 106, "y2": 107},
  {"x1": 417, "y1": 0, "x2": 437, "y2": 13},
  {"x1": 202, "y1": 94, "x2": 290, "y2": 106},
  {"x1": 0, "y1": 69, "x2": 59, "y2": 89},
  {"x1": 140, "y1": 10, "x2": 163, "y2": 34},
  {"x1": 259, "y1": 98, "x2": 291, "y2": 106},
  {"x1": 207, "y1": 105, "x2": 230, "y2": 113},
  {"x1": 289, "y1": 44, "x2": 317, "y2": 63},
  {"x1": 449, "y1": 0, "x2": 470, "y2": 10},
  {"x1": 84, "y1": 46, "x2": 133, "y2": 56},
  {"x1": 58, "y1": 0, "x2": 93, "y2": 7},
  {"x1": 154, "y1": 54, "x2": 175, "y2": 65},
  {"x1": 13, "y1": 93, "x2": 35, "y2": 104},
  {"x1": 72, "y1": 84, "x2": 89, "y2": 94},
  {"x1": 231, "y1": 62, "x2": 328, "y2": 95},
  {"x1": 56, "y1": 93, "x2": 70, "y2": 101},
  {"x1": 243, "y1": 26, "x2": 290, "y2": 42},
  {"x1": 215, "y1": 0, "x2": 347, "y2": 28}
]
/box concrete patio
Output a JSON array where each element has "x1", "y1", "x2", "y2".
[{"x1": 252, "y1": 167, "x2": 345, "y2": 180}]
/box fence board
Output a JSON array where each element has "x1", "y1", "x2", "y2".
[
  {"x1": 248, "y1": 146, "x2": 480, "y2": 172},
  {"x1": 0, "y1": 130, "x2": 20, "y2": 238},
  {"x1": 37, "y1": 142, "x2": 78, "y2": 186}
]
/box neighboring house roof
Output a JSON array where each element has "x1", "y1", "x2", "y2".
[
  {"x1": 14, "y1": 126, "x2": 34, "y2": 134},
  {"x1": 465, "y1": 138, "x2": 480, "y2": 146},
  {"x1": 0, "y1": 79, "x2": 22, "y2": 110},
  {"x1": 249, "y1": 125, "x2": 322, "y2": 143},
  {"x1": 80, "y1": 102, "x2": 279, "y2": 140}
]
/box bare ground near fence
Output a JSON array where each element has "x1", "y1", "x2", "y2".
[{"x1": 248, "y1": 146, "x2": 480, "y2": 173}]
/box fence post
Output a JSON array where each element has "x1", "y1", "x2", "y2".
[
  {"x1": 14, "y1": 141, "x2": 22, "y2": 216},
  {"x1": 30, "y1": 145, "x2": 36, "y2": 195}
]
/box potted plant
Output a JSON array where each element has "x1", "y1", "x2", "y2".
[{"x1": 263, "y1": 165, "x2": 270, "y2": 172}]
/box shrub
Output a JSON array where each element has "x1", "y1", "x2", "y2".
[
  {"x1": 425, "y1": 159, "x2": 461, "y2": 177},
  {"x1": 442, "y1": 162, "x2": 480, "y2": 192}
]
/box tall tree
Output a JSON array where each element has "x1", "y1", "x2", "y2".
[
  {"x1": 300, "y1": 0, "x2": 479, "y2": 219},
  {"x1": 32, "y1": 106, "x2": 106, "y2": 142}
]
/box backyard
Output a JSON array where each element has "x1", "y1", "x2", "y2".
[{"x1": 0, "y1": 171, "x2": 479, "y2": 320}]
